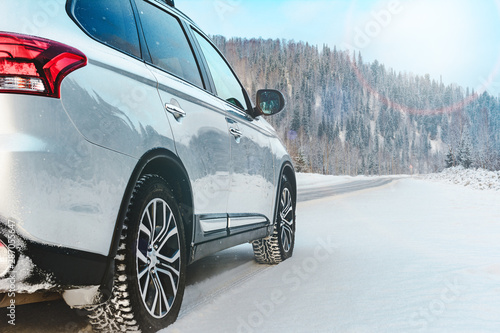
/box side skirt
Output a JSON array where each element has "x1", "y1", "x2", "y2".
[{"x1": 190, "y1": 225, "x2": 271, "y2": 264}]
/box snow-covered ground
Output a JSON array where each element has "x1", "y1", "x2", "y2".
[
  {"x1": 165, "y1": 174, "x2": 500, "y2": 333},
  {"x1": 3, "y1": 172, "x2": 499, "y2": 332},
  {"x1": 424, "y1": 167, "x2": 500, "y2": 191}
]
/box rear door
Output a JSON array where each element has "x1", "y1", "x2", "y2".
[{"x1": 134, "y1": 0, "x2": 231, "y2": 242}]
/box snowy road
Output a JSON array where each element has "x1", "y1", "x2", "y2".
[
  {"x1": 166, "y1": 176, "x2": 500, "y2": 333},
  {"x1": 1, "y1": 176, "x2": 500, "y2": 332}
]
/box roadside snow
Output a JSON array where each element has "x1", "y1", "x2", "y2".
[
  {"x1": 296, "y1": 172, "x2": 353, "y2": 191},
  {"x1": 424, "y1": 167, "x2": 500, "y2": 191}
]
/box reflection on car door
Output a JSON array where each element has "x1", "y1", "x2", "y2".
[
  {"x1": 225, "y1": 104, "x2": 275, "y2": 233},
  {"x1": 135, "y1": 0, "x2": 231, "y2": 242},
  {"x1": 192, "y1": 29, "x2": 276, "y2": 234}
]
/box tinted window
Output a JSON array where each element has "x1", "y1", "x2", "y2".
[
  {"x1": 135, "y1": 0, "x2": 203, "y2": 88},
  {"x1": 193, "y1": 31, "x2": 246, "y2": 110},
  {"x1": 72, "y1": 0, "x2": 141, "y2": 57}
]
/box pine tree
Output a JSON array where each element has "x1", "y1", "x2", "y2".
[
  {"x1": 445, "y1": 147, "x2": 456, "y2": 168},
  {"x1": 294, "y1": 151, "x2": 308, "y2": 173},
  {"x1": 291, "y1": 108, "x2": 301, "y2": 132},
  {"x1": 457, "y1": 136, "x2": 473, "y2": 169}
]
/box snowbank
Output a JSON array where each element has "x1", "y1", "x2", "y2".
[
  {"x1": 424, "y1": 166, "x2": 500, "y2": 191},
  {"x1": 296, "y1": 172, "x2": 353, "y2": 190}
]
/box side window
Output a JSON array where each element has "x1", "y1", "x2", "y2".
[
  {"x1": 193, "y1": 31, "x2": 247, "y2": 110},
  {"x1": 135, "y1": 0, "x2": 203, "y2": 88},
  {"x1": 71, "y1": 0, "x2": 141, "y2": 57}
]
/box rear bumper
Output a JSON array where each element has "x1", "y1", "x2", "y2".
[
  {"x1": 0, "y1": 218, "x2": 110, "y2": 293},
  {"x1": 0, "y1": 93, "x2": 136, "y2": 256}
]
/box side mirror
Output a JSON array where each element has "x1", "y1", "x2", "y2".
[{"x1": 255, "y1": 89, "x2": 285, "y2": 116}]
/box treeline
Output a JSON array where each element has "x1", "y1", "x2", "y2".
[{"x1": 213, "y1": 36, "x2": 500, "y2": 175}]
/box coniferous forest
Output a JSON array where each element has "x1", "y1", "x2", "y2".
[{"x1": 213, "y1": 36, "x2": 500, "y2": 175}]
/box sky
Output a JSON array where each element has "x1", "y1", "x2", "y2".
[{"x1": 177, "y1": 0, "x2": 500, "y2": 97}]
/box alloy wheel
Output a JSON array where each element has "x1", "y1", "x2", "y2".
[
  {"x1": 136, "y1": 198, "x2": 181, "y2": 319},
  {"x1": 279, "y1": 187, "x2": 294, "y2": 253}
]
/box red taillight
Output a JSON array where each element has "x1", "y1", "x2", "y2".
[{"x1": 0, "y1": 32, "x2": 87, "y2": 98}]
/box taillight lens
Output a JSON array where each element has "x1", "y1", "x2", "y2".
[{"x1": 0, "y1": 32, "x2": 87, "y2": 98}]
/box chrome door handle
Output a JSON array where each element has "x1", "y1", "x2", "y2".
[
  {"x1": 229, "y1": 128, "x2": 243, "y2": 138},
  {"x1": 166, "y1": 103, "x2": 186, "y2": 119}
]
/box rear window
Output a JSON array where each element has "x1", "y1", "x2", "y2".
[
  {"x1": 134, "y1": 0, "x2": 203, "y2": 88},
  {"x1": 70, "y1": 0, "x2": 141, "y2": 58}
]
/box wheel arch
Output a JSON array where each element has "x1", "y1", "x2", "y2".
[
  {"x1": 252, "y1": 160, "x2": 297, "y2": 264},
  {"x1": 271, "y1": 160, "x2": 296, "y2": 226},
  {"x1": 280, "y1": 161, "x2": 297, "y2": 207},
  {"x1": 100, "y1": 148, "x2": 194, "y2": 298}
]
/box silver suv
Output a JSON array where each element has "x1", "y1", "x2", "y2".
[{"x1": 0, "y1": 0, "x2": 296, "y2": 331}]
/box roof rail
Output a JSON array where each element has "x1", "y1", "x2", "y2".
[{"x1": 163, "y1": 0, "x2": 175, "y2": 7}]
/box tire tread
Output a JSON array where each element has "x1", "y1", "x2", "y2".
[{"x1": 87, "y1": 174, "x2": 165, "y2": 333}]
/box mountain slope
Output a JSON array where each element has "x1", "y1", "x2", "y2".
[{"x1": 214, "y1": 36, "x2": 500, "y2": 175}]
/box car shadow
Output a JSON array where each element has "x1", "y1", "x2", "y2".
[{"x1": 186, "y1": 244, "x2": 256, "y2": 285}]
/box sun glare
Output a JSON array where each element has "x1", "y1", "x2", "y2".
[
  {"x1": 376, "y1": 0, "x2": 472, "y2": 74},
  {"x1": 363, "y1": 0, "x2": 500, "y2": 90}
]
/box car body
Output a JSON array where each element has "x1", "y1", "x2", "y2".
[{"x1": 0, "y1": 0, "x2": 296, "y2": 331}]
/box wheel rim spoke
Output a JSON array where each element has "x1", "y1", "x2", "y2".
[
  {"x1": 157, "y1": 250, "x2": 180, "y2": 266},
  {"x1": 155, "y1": 271, "x2": 172, "y2": 313},
  {"x1": 152, "y1": 201, "x2": 167, "y2": 245},
  {"x1": 281, "y1": 201, "x2": 292, "y2": 219},
  {"x1": 140, "y1": 222, "x2": 151, "y2": 239},
  {"x1": 140, "y1": 272, "x2": 150, "y2": 301},
  {"x1": 150, "y1": 275, "x2": 160, "y2": 316},
  {"x1": 157, "y1": 226, "x2": 178, "y2": 252},
  {"x1": 137, "y1": 197, "x2": 181, "y2": 319},
  {"x1": 281, "y1": 223, "x2": 293, "y2": 251},
  {"x1": 138, "y1": 266, "x2": 149, "y2": 280},
  {"x1": 154, "y1": 202, "x2": 169, "y2": 243},
  {"x1": 137, "y1": 249, "x2": 148, "y2": 265},
  {"x1": 157, "y1": 268, "x2": 179, "y2": 295}
]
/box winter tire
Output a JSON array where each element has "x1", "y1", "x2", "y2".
[
  {"x1": 88, "y1": 174, "x2": 187, "y2": 333},
  {"x1": 253, "y1": 174, "x2": 295, "y2": 264}
]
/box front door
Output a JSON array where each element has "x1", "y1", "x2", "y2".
[
  {"x1": 135, "y1": 0, "x2": 231, "y2": 242},
  {"x1": 191, "y1": 30, "x2": 275, "y2": 234}
]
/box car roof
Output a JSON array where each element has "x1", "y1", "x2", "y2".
[{"x1": 150, "y1": 0, "x2": 200, "y2": 30}]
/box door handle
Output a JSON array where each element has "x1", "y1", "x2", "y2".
[
  {"x1": 229, "y1": 128, "x2": 243, "y2": 138},
  {"x1": 166, "y1": 103, "x2": 186, "y2": 120}
]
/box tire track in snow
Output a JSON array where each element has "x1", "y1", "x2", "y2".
[{"x1": 298, "y1": 177, "x2": 396, "y2": 202}]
